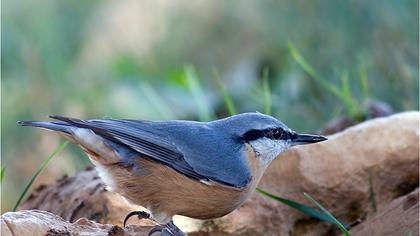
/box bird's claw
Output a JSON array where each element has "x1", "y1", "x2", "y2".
[
  {"x1": 124, "y1": 211, "x2": 185, "y2": 236},
  {"x1": 123, "y1": 210, "x2": 151, "y2": 227}
]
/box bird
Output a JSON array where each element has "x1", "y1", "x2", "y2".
[{"x1": 18, "y1": 112, "x2": 327, "y2": 236}]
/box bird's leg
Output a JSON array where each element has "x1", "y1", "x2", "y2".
[
  {"x1": 164, "y1": 221, "x2": 186, "y2": 236},
  {"x1": 123, "y1": 210, "x2": 151, "y2": 227},
  {"x1": 148, "y1": 221, "x2": 186, "y2": 236}
]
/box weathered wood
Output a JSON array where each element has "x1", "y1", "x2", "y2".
[
  {"x1": 351, "y1": 188, "x2": 419, "y2": 236},
  {"x1": 1, "y1": 210, "x2": 151, "y2": 236}
]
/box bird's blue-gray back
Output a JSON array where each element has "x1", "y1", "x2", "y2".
[{"x1": 85, "y1": 118, "x2": 253, "y2": 188}]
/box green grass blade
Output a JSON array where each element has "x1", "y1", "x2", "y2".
[
  {"x1": 407, "y1": 231, "x2": 413, "y2": 236},
  {"x1": 368, "y1": 168, "x2": 377, "y2": 212},
  {"x1": 184, "y1": 65, "x2": 215, "y2": 121},
  {"x1": 288, "y1": 42, "x2": 362, "y2": 119},
  {"x1": 212, "y1": 69, "x2": 237, "y2": 116},
  {"x1": 358, "y1": 62, "x2": 369, "y2": 100},
  {"x1": 340, "y1": 70, "x2": 358, "y2": 117},
  {"x1": 288, "y1": 43, "x2": 342, "y2": 99},
  {"x1": 340, "y1": 70, "x2": 351, "y2": 102},
  {"x1": 256, "y1": 188, "x2": 338, "y2": 224},
  {"x1": 261, "y1": 68, "x2": 272, "y2": 115},
  {"x1": 0, "y1": 167, "x2": 5, "y2": 183},
  {"x1": 304, "y1": 192, "x2": 351, "y2": 236},
  {"x1": 13, "y1": 141, "x2": 69, "y2": 211}
]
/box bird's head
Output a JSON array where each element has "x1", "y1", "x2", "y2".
[{"x1": 216, "y1": 112, "x2": 327, "y2": 166}]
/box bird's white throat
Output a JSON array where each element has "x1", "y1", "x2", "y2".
[{"x1": 249, "y1": 138, "x2": 291, "y2": 166}]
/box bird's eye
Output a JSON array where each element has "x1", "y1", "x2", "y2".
[{"x1": 270, "y1": 129, "x2": 283, "y2": 139}]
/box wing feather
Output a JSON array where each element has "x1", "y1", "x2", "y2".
[{"x1": 49, "y1": 115, "x2": 216, "y2": 184}]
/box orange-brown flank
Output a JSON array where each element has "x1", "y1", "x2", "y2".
[{"x1": 99, "y1": 144, "x2": 265, "y2": 222}]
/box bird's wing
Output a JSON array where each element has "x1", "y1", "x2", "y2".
[{"x1": 49, "y1": 116, "x2": 251, "y2": 188}]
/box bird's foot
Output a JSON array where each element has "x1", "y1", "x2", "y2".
[
  {"x1": 148, "y1": 221, "x2": 186, "y2": 236},
  {"x1": 123, "y1": 210, "x2": 151, "y2": 227},
  {"x1": 124, "y1": 211, "x2": 185, "y2": 235}
]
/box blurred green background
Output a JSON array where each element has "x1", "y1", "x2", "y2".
[{"x1": 1, "y1": 0, "x2": 418, "y2": 212}]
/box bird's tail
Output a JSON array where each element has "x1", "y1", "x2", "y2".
[
  {"x1": 17, "y1": 120, "x2": 73, "y2": 134},
  {"x1": 18, "y1": 116, "x2": 122, "y2": 165},
  {"x1": 17, "y1": 115, "x2": 87, "y2": 133}
]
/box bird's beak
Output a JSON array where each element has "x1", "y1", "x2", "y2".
[{"x1": 291, "y1": 133, "x2": 327, "y2": 146}]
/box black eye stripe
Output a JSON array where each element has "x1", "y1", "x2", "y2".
[
  {"x1": 241, "y1": 129, "x2": 265, "y2": 142},
  {"x1": 241, "y1": 128, "x2": 289, "y2": 142}
]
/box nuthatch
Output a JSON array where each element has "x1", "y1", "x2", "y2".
[{"x1": 18, "y1": 113, "x2": 326, "y2": 236}]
